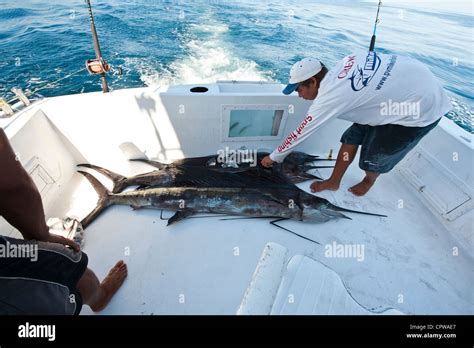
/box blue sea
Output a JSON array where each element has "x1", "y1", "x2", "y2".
[{"x1": 0, "y1": 0, "x2": 472, "y2": 132}]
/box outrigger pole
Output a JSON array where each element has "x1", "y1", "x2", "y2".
[{"x1": 85, "y1": 0, "x2": 110, "y2": 93}]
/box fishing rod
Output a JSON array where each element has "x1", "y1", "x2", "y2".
[
  {"x1": 369, "y1": 0, "x2": 382, "y2": 51},
  {"x1": 85, "y1": 0, "x2": 110, "y2": 92}
]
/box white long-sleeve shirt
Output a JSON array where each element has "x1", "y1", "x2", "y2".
[{"x1": 270, "y1": 50, "x2": 452, "y2": 162}]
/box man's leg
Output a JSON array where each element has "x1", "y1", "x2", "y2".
[
  {"x1": 348, "y1": 171, "x2": 380, "y2": 196},
  {"x1": 76, "y1": 261, "x2": 128, "y2": 312},
  {"x1": 310, "y1": 143, "x2": 358, "y2": 192},
  {"x1": 347, "y1": 118, "x2": 442, "y2": 197}
]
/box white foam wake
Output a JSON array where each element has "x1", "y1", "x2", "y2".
[{"x1": 127, "y1": 20, "x2": 274, "y2": 86}]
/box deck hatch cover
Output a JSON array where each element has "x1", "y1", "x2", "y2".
[
  {"x1": 25, "y1": 156, "x2": 56, "y2": 195},
  {"x1": 398, "y1": 150, "x2": 471, "y2": 220}
]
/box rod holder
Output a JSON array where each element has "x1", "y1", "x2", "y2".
[
  {"x1": 0, "y1": 98, "x2": 14, "y2": 117},
  {"x1": 11, "y1": 88, "x2": 31, "y2": 106}
]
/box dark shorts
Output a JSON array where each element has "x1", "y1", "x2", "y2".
[
  {"x1": 0, "y1": 235, "x2": 88, "y2": 315},
  {"x1": 340, "y1": 118, "x2": 441, "y2": 173}
]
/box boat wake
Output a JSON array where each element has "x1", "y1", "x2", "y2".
[{"x1": 125, "y1": 17, "x2": 274, "y2": 86}]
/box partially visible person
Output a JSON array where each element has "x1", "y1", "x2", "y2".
[
  {"x1": 0, "y1": 128, "x2": 127, "y2": 314},
  {"x1": 261, "y1": 51, "x2": 451, "y2": 196}
]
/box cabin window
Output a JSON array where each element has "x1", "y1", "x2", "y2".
[
  {"x1": 228, "y1": 109, "x2": 283, "y2": 137},
  {"x1": 221, "y1": 104, "x2": 289, "y2": 141}
]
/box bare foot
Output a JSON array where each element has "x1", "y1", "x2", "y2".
[
  {"x1": 348, "y1": 177, "x2": 375, "y2": 196},
  {"x1": 91, "y1": 260, "x2": 128, "y2": 312},
  {"x1": 310, "y1": 179, "x2": 340, "y2": 193}
]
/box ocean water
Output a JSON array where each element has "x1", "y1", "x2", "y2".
[{"x1": 0, "y1": 0, "x2": 472, "y2": 132}]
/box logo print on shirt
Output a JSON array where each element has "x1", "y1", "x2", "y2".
[
  {"x1": 338, "y1": 55, "x2": 356, "y2": 79},
  {"x1": 349, "y1": 51, "x2": 381, "y2": 91},
  {"x1": 277, "y1": 115, "x2": 313, "y2": 153}
]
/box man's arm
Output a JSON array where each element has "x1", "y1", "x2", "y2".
[
  {"x1": 262, "y1": 106, "x2": 336, "y2": 167},
  {"x1": 0, "y1": 129, "x2": 79, "y2": 250},
  {"x1": 0, "y1": 129, "x2": 50, "y2": 240}
]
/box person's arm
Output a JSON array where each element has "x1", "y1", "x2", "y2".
[
  {"x1": 0, "y1": 129, "x2": 79, "y2": 250},
  {"x1": 262, "y1": 103, "x2": 337, "y2": 167}
]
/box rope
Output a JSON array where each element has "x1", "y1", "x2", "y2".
[
  {"x1": 4, "y1": 52, "x2": 121, "y2": 106},
  {"x1": 5, "y1": 66, "x2": 87, "y2": 105}
]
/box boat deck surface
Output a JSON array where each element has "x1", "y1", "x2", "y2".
[{"x1": 46, "y1": 157, "x2": 472, "y2": 315}]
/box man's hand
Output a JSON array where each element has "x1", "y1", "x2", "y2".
[
  {"x1": 261, "y1": 155, "x2": 274, "y2": 168},
  {"x1": 47, "y1": 233, "x2": 80, "y2": 252}
]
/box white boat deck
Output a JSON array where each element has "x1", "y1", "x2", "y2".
[
  {"x1": 75, "y1": 151, "x2": 472, "y2": 315},
  {"x1": 1, "y1": 84, "x2": 472, "y2": 315}
]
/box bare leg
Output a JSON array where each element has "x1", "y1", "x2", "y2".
[
  {"x1": 310, "y1": 144, "x2": 358, "y2": 193},
  {"x1": 76, "y1": 261, "x2": 128, "y2": 312},
  {"x1": 348, "y1": 171, "x2": 380, "y2": 196}
]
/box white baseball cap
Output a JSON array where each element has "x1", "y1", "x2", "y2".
[{"x1": 283, "y1": 58, "x2": 323, "y2": 95}]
